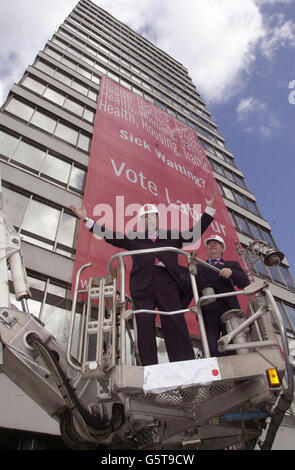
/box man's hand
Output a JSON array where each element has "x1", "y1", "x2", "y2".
[
  {"x1": 219, "y1": 268, "x2": 232, "y2": 279},
  {"x1": 69, "y1": 205, "x2": 87, "y2": 221},
  {"x1": 206, "y1": 191, "x2": 217, "y2": 208}
]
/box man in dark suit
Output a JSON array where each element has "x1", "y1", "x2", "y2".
[
  {"x1": 70, "y1": 194, "x2": 216, "y2": 366},
  {"x1": 195, "y1": 234, "x2": 250, "y2": 357}
]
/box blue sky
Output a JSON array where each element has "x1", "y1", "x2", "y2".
[{"x1": 0, "y1": 0, "x2": 294, "y2": 276}]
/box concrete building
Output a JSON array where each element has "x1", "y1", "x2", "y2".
[{"x1": 0, "y1": 0, "x2": 294, "y2": 449}]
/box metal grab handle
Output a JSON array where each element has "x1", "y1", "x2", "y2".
[
  {"x1": 67, "y1": 262, "x2": 92, "y2": 371},
  {"x1": 107, "y1": 247, "x2": 218, "y2": 358},
  {"x1": 107, "y1": 246, "x2": 221, "y2": 276}
]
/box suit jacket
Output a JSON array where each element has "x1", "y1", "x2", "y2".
[
  {"x1": 92, "y1": 212, "x2": 213, "y2": 300},
  {"x1": 195, "y1": 259, "x2": 250, "y2": 313}
]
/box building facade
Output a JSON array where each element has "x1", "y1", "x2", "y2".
[{"x1": 0, "y1": 0, "x2": 294, "y2": 449}]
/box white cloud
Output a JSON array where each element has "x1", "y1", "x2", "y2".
[
  {"x1": 237, "y1": 96, "x2": 267, "y2": 120},
  {"x1": 236, "y1": 96, "x2": 281, "y2": 139},
  {"x1": 98, "y1": 0, "x2": 264, "y2": 104},
  {"x1": 0, "y1": 0, "x2": 77, "y2": 105},
  {"x1": 0, "y1": 0, "x2": 295, "y2": 107},
  {"x1": 260, "y1": 13, "x2": 295, "y2": 59}
]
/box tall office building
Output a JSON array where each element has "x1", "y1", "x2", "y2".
[{"x1": 0, "y1": 0, "x2": 294, "y2": 449}]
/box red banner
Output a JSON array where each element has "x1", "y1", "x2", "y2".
[{"x1": 73, "y1": 76, "x2": 246, "y2": 336}]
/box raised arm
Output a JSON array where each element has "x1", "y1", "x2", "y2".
[
  {"x1": 69, "y1": 205, "x2": 129, "y2": 249},
  {"x1": 180, "y1": 192, "x2": 217, "y2": 244}
]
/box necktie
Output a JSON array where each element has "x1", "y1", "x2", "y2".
[{"x1": 150, "y1": 232, "x2": 161, "y2": 265}]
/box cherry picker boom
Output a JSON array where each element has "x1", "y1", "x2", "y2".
[{"x1": 0, "y1": 191, "x2": 293, "y2": 449}]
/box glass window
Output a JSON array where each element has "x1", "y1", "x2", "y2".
[
  {"x1": 217, "y1": 139, "x2": 225, "y2": 148},
  {"x1": 31, "y1": 110, "x2": 57, "y2": 134},
  {"x1": 12, "y1": 140, "x2": 45, "y2": 172},
  {"x1": 268, "y1": 265, "x2": 284, "y2": 284},
  {"x1": 0, "y1": 131, "x2": 19, "y2": 158},
  {"x1": 2, "y1": 187, "x2": 29, "y2": 227},
  {"x1": 246, "y1": 199, "x2": 260, "y2": 216},
  {"x1": 108, "y1": 71, "x2": 119, "y2": 82},
  {"x1": 71, "y1": 80, "x2": 88, "y2": 95},
  {"x1": 254, "y1": 257, "x2": 270, "y2": 277},
  {"x1": 283, "y1": 303, "x2": 295, "y2": 328},
  {"x1": 69, "y1": 166, "x2": 86, "y2": 192},
  {"x1": 229, "y1": 211, "x2": 238, "y2": 229},
  {"x1": 45, "y1": 48, "x2": 62, "y2": 61},
  {"x1": 260, "y1": 228, "x2": 274, "y2": 247},
  {"x1": 41, "y1": 154, "x2": 71, "y2": 184},
  {"x1": 273, "y1": 299, "x2": 290, "y2": 329},
  {"x1": 248, "y1": 221, "x2": 261, "y2": 240},
  {"x1": 223, "y1": 186, "x2": 235, "y2": 202},
  {"x1": 83, "y1": 108, "x2": 94, "y2": 123},
  {"x1": 279, "y1": 266, "x2": 295, "y2": 289},
  {"x1": 22, "y1": 76, "x2": 46, "y2": 95},
  {"x1": 78, "y1": 133, "x2": 91, "y2": 152},
  {"x1": 35, "y1": 60, "x2": 55, "y2": 76},
  {"x1": 61, "y1": 57, "x2": 75, "y2": 69},
  {"x1": 234, "y1": 174, "x2": 247, "y2": 189},
  {"x1": 121, "y1": 79, "x2": 131, "y2": 89},
  {"x1": 42, "y1": 303, "x2": 81, "y2": 354},
  {"x1": 144, "y1": 94, "x2": 154, "y2": 103},
  {"x1": 6, "y1": 98, "x2": 34, "y2": 121},
  {"x1": 235, "y1": 192, "x2": 248, "y2": 209},
  {"x1": 64, "y1": 97, "x2": 84, "y2": 116},
  {"x1": 88, "y1": 89, "x2": 98, "y2": 101},
  {"x1": 132, "y1": 87, "x2": 143, "y2": 96},
  {"x1": 92, "y1": 75, "x2": 101, "y2": 85},
  {"x1": 54, "y1": 70, "x2": 72, "y2": 86},
  {"x1": 44, "y1": 87, "x2": 65, "y2": 106},
  {"x1": 56, "y1": 211, "x2": 77, "y2": 248},
  {"x1": 235, "y1": 214, "x2": 251, "y2": 236},
  {"x1": 55, "y1": 122, "x2": 78, "y2": 145},
  {"x1": 211, "y1": 161, "x2": 223, "y2": 175},
  {"x1": 21, "y1": 199, "x2": 60, "y2": 242},
  {"x1": 94, "y1": 63, "x2": 106, "y2": 74}
]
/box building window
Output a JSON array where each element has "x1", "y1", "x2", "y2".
[
  {"x1": 5, "y1": 97, "x2": 91, "y2": 152},
  {"x1": 22, "y1": 75, "x2": 95, "y2": 123},
  {"x1": 2, "y1": 185, "x2": 77, "y2": 257},
  {"x1": 279, "y1": 266, "x2": 295, "y2": 290},
  {"x1": 0, "y1": 130, "x2": 86, "y2": 194}
]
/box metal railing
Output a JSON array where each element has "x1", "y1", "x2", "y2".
[{"x1": 67, "y1": 247, "x2": 294, "y2": 398}]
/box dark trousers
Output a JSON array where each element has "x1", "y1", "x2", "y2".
[
  {"x1": 132, "y1": 267, "x2": 195, "y2": 366},
  {"x1": 203, "y1": 308, "x2": 228, "y2": 357}
]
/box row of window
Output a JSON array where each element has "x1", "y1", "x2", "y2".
[
  {"x1": 34, "y1": 58, "x2": 98, "y2": 101},
  {"x1": 77, "y1": 1, "x2": 194, "y2": 92},
  {"x1": 22, "y1": 75, "x2": 95, "y2": 123},
  {"x1": 47, "y1": 39, "x2": 225, "y2": 151},
  {"x1": 3, "y1": 185, "x2": 77, "y2": 257},
  {"x1": 207, "y1": 153, "x2": 240, "y2": 180},
  {"x1": 51, "y1": 33, "x2": 218, "y2": 142},
  {"x1": 229, "y1": 209, "x2": 273, "y2": 246},
  {"x1": 0, "y1": 130, "x2": 86, "y2": 194},
  {"x1": 275, "y1": 297, "x2": 295, "y2": 332},
  {"x1": 63, "y1": 18, "x2": 210, "y2": 123},
  {"x1": 4, "y1": 97, "x2": 91, "y2": 152},
  {"x1": 247, "y1": 250, "x2": 295, "y2": 291},
  {"x1": 218, "y1": 181, "x2": 260, "y2": 217},
  {"x1": 38, "y1": 47, "x2": 237, "y2": 178},
  {"x1": 4, "y1": 176, "x2": 294, "y2": 292}
]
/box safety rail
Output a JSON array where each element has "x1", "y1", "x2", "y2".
[{"x1": 67, "y1": 247, "x2": 294, "y2": 401}]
